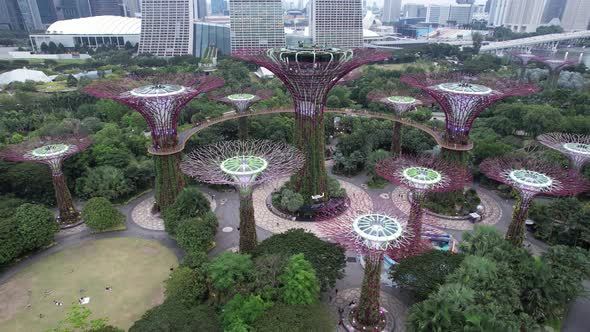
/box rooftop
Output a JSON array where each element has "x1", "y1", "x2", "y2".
[{"x1": 45, "y1": 16, "x2": 141, "y2": 35}]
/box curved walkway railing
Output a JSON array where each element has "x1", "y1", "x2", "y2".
[{"x1": 148, "y1": 107, "x2": 473, "y2": 156}]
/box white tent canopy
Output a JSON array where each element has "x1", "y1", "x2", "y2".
[{"x1": 0, "y1": 68, "x2": 52, "y2": 85}]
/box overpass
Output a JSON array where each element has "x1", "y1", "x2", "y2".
[
  {"x1": 147, "y1": 108, "x2": 473, "y2": 156},
  {"x1": 479, "y1": 30, "x2": 590, "y2": 54}
]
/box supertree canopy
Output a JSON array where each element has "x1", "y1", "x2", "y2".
[
  {"x1": 319, "y1": 202, "x2": 410, "y2": 330},
  {"x1": 533, "y1": 55, "x2": 577, "y2": 87},
  {"x1": 368, "y1": 88, "x2": 433, "y2": 156},
  {"x1": 511, "y1": 52, "x2": 537, "y2": 79},
  {"x1": 0, "y1": 135, "x2": 92, "y2": 226},
  {"x1": 480, "y1": 157, "x2": 590, "y2": 247},
  {"x1": 375, "y1": 154, "x2": 471, "y2": 255},
  {"x1": 209, "y1": 88, "x2": 272, "y2": 140},
  {"x1": 233, "y1": 47, "x2": 389, "y2": 204},
  {"x1": 400, "y1": 72, "x2": 539, "y2": 148},
  {"x1": 180, "y1": 140, "x2": 304, "y2": 253},
  {"x1": 537, "y1": 132, "x2": 590, "y2": 170},
  {"x1": 82, "y1": 74, "x2": 224, "y2": 209}
]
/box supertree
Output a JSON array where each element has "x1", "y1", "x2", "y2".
[
  {"x1": 180, "y1": 140, "x2": 304, "y2": 253},
  {"x1": 208, "y1": 88, "x2": 272, "y2": 140},
  {"x1": 400, "y1": 72, "x2": 539, "y2": 154},
  {"x1": 233, "y1": 47, "x2": 389, "y2": 204},
  {"x1": 375, "y1": 154, "x2": 471, "y2": 255},
  {"x1": 533, "y1": 55, "x2": 577, "y2": 88},
  {"x1": 0, "y1": 135, "x2": 92, "y2": 226},
  {"x1": 82, "y1": 74, "x2": 224, "y2": 209},
  {"x1": 537, "y1": 132, "x2": 590, "y2": 170},
  {"x1": 368, "y1": 88, "x2": 433, "y2": 156},
  {"x1": 510, "y1": 52, "x2": 537, "y2": 80},
  {"x1": 480, "y1": 157, "x2": 590, "y2": 247},
  {"x1": 318, "y1": 202, "x2": 411, "y2": 331}
]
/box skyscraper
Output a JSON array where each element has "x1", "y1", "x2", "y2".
[
  {"x1": 36, "y1": 0, "x2": 58, "y2": 24},
  {"x1": 55, "y1": 0, "x2": 92, "y2": 20},
  {"x1": 502, "y1": 0, "x2": 544, "y2": 32},
  {"x1": 211, "y1": 0, "x2": 225, "y2": 14},
  {"x1": 139, "y1": 0, "x2": 194, "y2": 56},
  {"x1": 541, "y1": 0, "x2": 567, "y2": 24},
  {"x1": 561, "y1": 0, "x2": 590, "y2": 31},
  {"x1": 89, "y1": 0, "x2": 121, "y2": 16},
  {"x1": 229, "y1": 0, "x2": 285, "y2": 53},
  {"x1": 382, "y1": 0, "x2": 401, "y2": 23},
  {"x1": 195, "y1": 0, "x2": 207, "y2": 18},
  {"x1": 2, "y1": 0, "x2": 44, "y2": 31},
  {"x1": 310, "y1": 0, "x2": 363, "y2": 48}
]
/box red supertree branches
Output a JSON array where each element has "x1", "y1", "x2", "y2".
[
  {"x1": 510, "y1": 52, "x2": 537, "y2": 80},
  {"x1": 375, "y1": 154, "x2": 471, "y2": 256},
  {"x1": 533, "y1": 55, "x2": 577, "y2": 87},
  {"x1": 480, "y1": 157, "x2": 590, "y2": 247},
  {"x1": 318, "y1": 201, "x2": 411, "y2": 330},
  {"x1": 233, "y1": 47, "x2": 389, "y2": 204},
  {"x1": 368, "y1": 88, "x2": 433, "y2": 156},
  {"x1": 82, "y1": 74, "x2": 224, "y2": 209},
  {"x1": 537, "y1": 132, "x2": 590, "y2": 170},
  {"x1": 208, "y1": 87, "x2": 273, "y2": 140},
  {"x1": 400, "y1": 72, "x2": 539, "y2": 146},
  {"x1": 180, "y1": 140, "x2": 304, "y2": 253},
  {"x1": 0, "y1": 135, "x2": 92, "y2": 226}
]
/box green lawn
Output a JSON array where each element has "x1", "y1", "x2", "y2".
[{"x1": 0, "y1": 237, "x2": 178, "y2": 331}]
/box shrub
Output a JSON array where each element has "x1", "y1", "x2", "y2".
[
  {"x1": 253, "y1": 229, "x2": 345, "y2": 291},
  {"x1": 129, "y1": 299, "x2": 221, "y2": 332},
  {"x1": 181, "y1": 250, "x2": 209, "y2": 269},
  {"x1": 221, "y1": 294, "x2": 271, "y2": 331},
  {"x1": 279, "y1": 189, "x2": 303, "y2": 213},
  {"x1": 176, "y1": 217, "x2": 214, "y2": 253},
  {"x1": 82, "y1": 197, "x2": 125, "y2": 231},
  {"x1": 207, "y1": 252, "x2": 254, "y2": 302},
  {"x1": 279, "y1": 254, "x2": 319, "y2": 305},
  {"x1": 162, "y1": 187, "x2": 211, "y2": 235},
  {"x1": 75, "y1": 166, "x2": 133, "y2": 201},
  {"x1": 0, "y1": 217, "x2": 22, "y2": 265},
  {"x1": 165, "y1": 266, "x2": 207, "y2": 307},
  {"x1": 251, "y1": 303, "x2": 333, "y2": 332},
  {"x1": 14, "y1": 203, "x2": 58, "y2": 253}
]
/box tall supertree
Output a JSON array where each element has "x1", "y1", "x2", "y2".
[
  {"x1": 375, "y1": 155, "x2": 471, "y2": 255},
  {"x1": 319, "y1": 202, "x2": 411, "y2": 331},
  {"x1": 400, "y1": 72, "x2": 539, "y2": 155},
  {"x1": 0, "y1": 135, "x2": 92, "y2": 226},
  {"x1": 537, "y1": 132, "x2": 590, "y2": 170},
  {"x1": 208, "y1": 88, "x2": 272, "y2": 140},
  {"x1": 480, "y1": 157, "x2": 590, "y2": 247},
  {"x1": 233, "y1": 47, "x2": 389, "y2": 204},
  {"x1": 533, "y1": 55, "x2": 576, "y2": 88},
  {"x1": 82, "y1": 74, "x2": 224, "y2": 209},
  {"x1": 368, "y1": 88, "x2": 433, "y2": 156},
  {"x1": 181, "y1": 140, "x2": 304, "y2": 253},
  {"x1": 511, "y1": 52, "x2": 537, "y2": 80}
]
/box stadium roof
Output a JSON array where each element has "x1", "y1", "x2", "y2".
[
  {"x1": 0, "y1": 68, "x2": 51, "y2": 85},
  {"x1": 45, "y1": 16, "x2": 141, "y2": 35}
]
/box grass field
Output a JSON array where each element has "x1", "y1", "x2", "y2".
[{"x1": 0, "y1": 237, "x2": 178, "y2": 331}]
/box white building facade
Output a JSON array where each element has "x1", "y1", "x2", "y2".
[
  {"x1": 489, "y1": 0, "x2": 544, "y2": 33},
  {"x1": 561, "y1": 0, "x2": 590, "y2": 31},
  {"x1": 310, "y1": 0, "x2": 363, "y2": 48},
  {"x1": 138, "y1": 0, "x2": 194, "y2": 56},
  {"x1": 229, "y1": 0, "x2": 285, "y2": 53},
  {"x1": 382, "y1": 0, "x2": 401, "y2": 23}
]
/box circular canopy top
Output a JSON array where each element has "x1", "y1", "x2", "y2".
[
  {"x1": 30, "y1": 144, "x2": 70, "y2": 158},
  {"x1": 403, "y1": 166, "x2": 442, "y2": 186},
  {"x1": 274, "y1": 47, "x2": 353, "y2": 64},
  {"x1": 220, "y1": 155, "x2": 268, "y2": 176},
  {"x1": 436, "y1": 82, "x2": 493, "y2": 95},
  {"x1": 228, "y1": 93, "x2": 256, "y2": 101},
  {"x1": 353, "y1": 214, "x2": 403, "y2": 244},
  {"x1": 130, "y1": 84, "x2": 186, "y2": 97},
  {"x1": 509, "y1": 169, "x2": 553, "y2": 189},
  {"x1": 563, "y1": 142, "x2": 590, "y2": 155},
  {"x1": 387, "y1": 96, "x2": 417, "y2": 104}
]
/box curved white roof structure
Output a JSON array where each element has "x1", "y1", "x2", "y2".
[
  {"x1": 0, "y1": 68, "x2": 51, "y2": 85},
  {"x1": 46, "y1": 16, "x2": 141, "y2": 35}
]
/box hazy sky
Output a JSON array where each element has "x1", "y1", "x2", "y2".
[{"x1": 371, "y1": 0, "x2": 487, "y2": 5}]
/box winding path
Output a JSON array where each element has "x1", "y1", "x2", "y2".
[{"x1": 148, "y1": 107, "x2": 473, "y2": 156}]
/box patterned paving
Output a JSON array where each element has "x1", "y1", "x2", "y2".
[
  {"x1": 252, "y1": 177, "x2": 372, "y2": 236},
  {"x1": 131, "y1": 192, "x2": 217, "y2": 231},
  {"x1": 389, "y1": 186, "x2": 502, "y2": 231}
]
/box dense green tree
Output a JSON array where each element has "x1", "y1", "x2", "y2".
[
  {"x1": 207, "y1": 252, "x2": 254, "y2": 302},
  {"x1": 165, "y1": 266, "x2": 208, "y2": 307},
  {"x1": 129, "y1": 300, "x2": 221, "y2": 332},
  {"x1": 162, "y1": 187, "x2": 211, "y2": 235},
  {"x1": 81, "y1": 197, "x2": 125, "y2": 231},
  {"x1": 175, "y1": 217, "x2": 214, "y2": 253},
  {"x1": 0, "y1": 162, "x2": 55, "y2": 204},
  {"x1": 221, "y1": 294, "x2": 271, "y2": 331},
  {"x1": 279, "y1": 254, "x2": 319, "y2": 305},
  {"x1": 251, "y1": 303, "x2": 334, "y2": 332},
  {"x1": 14, "y1": 203, "x2": 58, "y2": 253},
  {"x1": 250, "y1": 254, "x2": 288, "y2": 301},
  {"x1": 530, "y1": 198, "x2": 590, "y2": 248},
  {"x1": 75, "y1": 166, "x2": 133, "y2": 201},
  {"x1": 0, "y1": 217, "x2": 22, "y2": 265}
]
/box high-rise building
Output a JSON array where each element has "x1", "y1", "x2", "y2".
[
  {"x1": 426, "y1": 4, "x2": 473, "y2": 26},
  {"x1": 55, "y1": 0, "x2": 92, "y2": 20},
  {"x1": 139, "y1": 0, "x2": 194, "y2": 56},
  {"x1": 425, "y1": 5, "x2": 448, "y2": 24},
  {"x1": 229, "y1": 0, "x2": 285, "y2": 53},
  {"x1": 310, "y1": 0, "x2": 363, "y2": 48},
  {"x1": 2, "y1": 0, "x2": 44, "y2": 31},
  {"x1": 503, "y1": 0, "x2": 544, "y2": 33},
  {"x1": 195, "y1": 0, "x2": 207, "y2": 19},
  {"x1": 382, "y1": 0, "x2": 401, "y2": 23},
  {"x1": 211, "y1": 0, "x2": 225, "y2": 14},
  {"x1": 89, "y1": 0, "x2": 122, "y2": 16},
  {"x1": 36, "y1": 0, "x2": 58, "y2": 24},
  {"x1": 121, "y1": 0, "x2": 141, "y2": 17},
  {"x1": 541, "y1": 0, "x2": 567, "y2": 24},
  {"x1": 448, "y1": 4, "x2": 473, "y2": 25},
  {"x1": 488, "y1": 0, "x2": 508, "y2": 26},
  {"x1": 561, "y1": 0, "x2": 590, "y2": 31},
  {"x1": 402, "y1": 3, "x2": 426, "y2": 18}
]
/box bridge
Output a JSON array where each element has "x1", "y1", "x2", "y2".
[
  {"x1": 147, "y1": 108, "x2": 473, "y2": 156},
  {"x1": 479, "y1": 30, "x2": 590, "y2": 54}
]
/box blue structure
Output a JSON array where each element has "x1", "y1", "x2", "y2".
[{"x1": 193, "y1": 22, "x2": 231, "y2": 58}]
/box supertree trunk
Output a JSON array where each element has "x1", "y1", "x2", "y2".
[
  {"x1": 154, "y1": 153, "x2": 185, "y2": 210},
  {"x1": 391, "y1": 122, "x2": 402, "y2": 157},
  {"x1": 548, "y1": 71, "x2": 559, "y2": 89},
  {"x1": 294, "y1": 101, "x2": 328, "y2": 205},
  {"x1": 238, "y1": 117, "x2": 249, "y2": 141},
  {"x1": 408, "y1": 191, "x2": 425, "y2": 251},
  {"x1": 238, "y1": 190, "x2": 257, "y2": 254},
  {"x1": 519, "y1": 67, "x2": 527, "y2": 80},
  {"x1": 506, "y1": 195, "x2": 533, "y2": 247},
  {"x1": 52, "y1": 171, "x2": 80, "y2": 225},
  {"x1": 357, "y1": 251, "x2": 383, "y2": 327}
]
